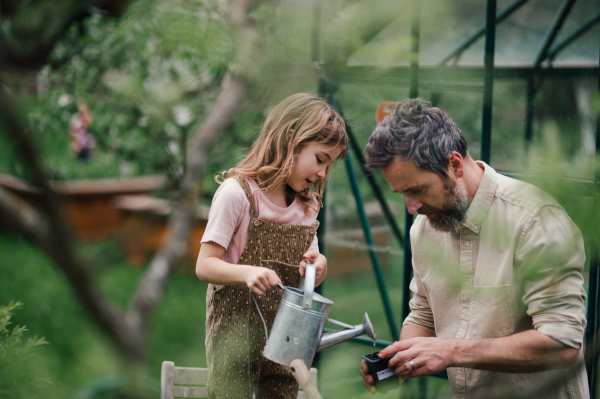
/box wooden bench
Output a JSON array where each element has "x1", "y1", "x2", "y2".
[{"x1": 161, "y1": 361, "x2": 318, "y2": 399}]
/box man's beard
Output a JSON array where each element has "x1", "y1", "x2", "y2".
[{"x1": 418, "y1": 178, "x2": 468, "y2": 232}]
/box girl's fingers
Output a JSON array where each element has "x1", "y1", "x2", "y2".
[
  {"x1": 267, "y1": 272, "x2": 281, "y2": 287},
  {"x1": 254, "y1": 281, "x2": 267, "y2": 294},
  {"x1": 303, "y1": 251, "x2": 319, "y2": 262}
]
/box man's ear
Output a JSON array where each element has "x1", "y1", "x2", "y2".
[{"x1": 448, "y1": 152, "x2": 464, "y2": 178}]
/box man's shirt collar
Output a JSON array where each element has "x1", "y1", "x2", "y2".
[{"x1": 459, "y1": 161, "x2": 498, "y2": 234}]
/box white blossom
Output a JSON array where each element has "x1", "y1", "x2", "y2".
[
  {"x1": 173, "y1": 105, "x2": 193, "y2": 127},
  {"x1": 57, "y1": 94, "x2": 72, "y2": 107}
]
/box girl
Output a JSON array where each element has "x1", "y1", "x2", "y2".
[{"x1": 196, "y1": 93, "x2": 348, "y2": 398}]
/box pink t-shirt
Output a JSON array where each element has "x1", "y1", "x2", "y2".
[{"x1": 201, "y1": 177, "x2": 320, "y2": 265}]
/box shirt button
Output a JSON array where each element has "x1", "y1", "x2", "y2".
[
  {"x1": 215, "y1": 294, "x2": 221, "y2": 300},
  {"x1": 461, "y1": 320, "x2": 467, "y2": 327},
  {"x1": 309, "y1": 228, "x2": 316, "y2": 234},
  {"x1": 463, "y1": 240, "x2": 470, "y2": 247},
  {"x1": 253, "y1": 219, "x2": 260, "y2": 226}
]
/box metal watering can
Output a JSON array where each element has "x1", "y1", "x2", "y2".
[{"x1": 255, "y1": 264, "x2": 377, "y2": 368}]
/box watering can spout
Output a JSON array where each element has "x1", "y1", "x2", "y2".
[{"x1": 317, "y1": 313, "x2": 377, "y2": 352}]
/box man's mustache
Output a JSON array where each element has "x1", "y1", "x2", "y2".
[{"x1": 418, "y1": 205, "x2": 441, "y2": 215}]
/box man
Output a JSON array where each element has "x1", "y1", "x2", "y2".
[{"x1": 360, "y1": 98, "x2": 588, "y2": 398}]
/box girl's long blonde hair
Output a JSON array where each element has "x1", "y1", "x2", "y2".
[{"x1": 218, "y1": 93, "x2": 348, "y2": 214}]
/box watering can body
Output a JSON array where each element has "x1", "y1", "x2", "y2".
[
  {"x1": 263, "y1": 286, "x2": 334, "y2": 367},
  {"x1": 262, "y1": 264, "x2": 376, "y2": 367}
]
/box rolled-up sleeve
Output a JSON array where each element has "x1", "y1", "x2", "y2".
[
  {"x1": 516, "y1": 205, "x2": 587, "y2": 349},
  {"x1": 403, "y1": 262, "x2": 436, "y2": 334}
]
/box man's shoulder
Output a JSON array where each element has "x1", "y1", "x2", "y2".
[{"x1": 494, "y1": 173, "x2": 562, "y2": 214}]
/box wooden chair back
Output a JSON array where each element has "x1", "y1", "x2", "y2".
[{"x1": 161, "y1": 361, "x2": 318, "y2": 399}]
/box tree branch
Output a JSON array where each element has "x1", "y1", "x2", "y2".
[
  {"x1": 129, "y1": 0, "x2": 263, "y2": 340},
  {"x1": 0, "y1": 185, "x2": 47, "y2": 248}
]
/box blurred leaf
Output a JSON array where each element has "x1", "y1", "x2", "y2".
[{"x1": 0, "y1": 301, "x2": 50, "y2": 398}]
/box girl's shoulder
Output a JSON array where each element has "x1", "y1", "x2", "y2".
[
  {"x1": 212, "y1": 177, "x2": 251, "y2": 206},
  {"x1": 207, "y1": 177, "x2": 253, "y2": 225}
]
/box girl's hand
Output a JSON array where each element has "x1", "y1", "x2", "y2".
[
  {"x1": 245, "y1": 267, "x2": 281, "y2": 296},
  {"x1": 299, "y1": 252, "x2": 327, "y2": 286}
]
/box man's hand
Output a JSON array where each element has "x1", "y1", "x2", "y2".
[
  {"x1": 360, "y1": 358, "x2": 405, "y2": 394},
  {"x1": 359, "y1": 325, "x2": 439, "y2": 392},
  {"x1": 245, "y1": 267, "x2": 281, "y2": 296},
  {"x1": 299, "y1": 251, "x2": 327, "y2": 286},
  {"x1": 380, "y1": 337, "x2": 454, "y2": 378},
  {"x1": 359, "y1": 359, "x2": 377, "y2": 394}
]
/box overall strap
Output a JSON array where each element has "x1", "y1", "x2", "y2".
[{"x1": 232, "y1": 175, "x2": 258, "y2": 219}]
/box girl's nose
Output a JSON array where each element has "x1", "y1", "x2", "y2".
[
  {"x1": 316, "y1": 168, "x2": 326, "y2": 179},
  {"x1": 405, "y1": 197, "x2": 422, "y2": 214}
]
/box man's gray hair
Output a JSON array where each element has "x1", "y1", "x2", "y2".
[{"x1": 364, "y1": 98, "x2": 467, "y2": 179}]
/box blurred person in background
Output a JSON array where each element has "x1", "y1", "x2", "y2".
[
  {"x1": 69, "y1": 100, "x2": 96, "y2": 160},
  {"x1": 360, "y1": 98, "x2": 588, "y2": 398}
]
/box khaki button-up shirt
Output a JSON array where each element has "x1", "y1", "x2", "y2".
[{"x1": 404, "y1": 162, "x2": 588, "y2": 399}]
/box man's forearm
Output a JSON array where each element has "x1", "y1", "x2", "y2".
[
  {"x1": 381, "y1": 328, "x2": 579, "y2": 377},
  {"x1": 399, "y1": 324, "x2": 435, "y2": 340},
  {"x1": 452, "y1": 329, "x2": 579, "y2": 373}
]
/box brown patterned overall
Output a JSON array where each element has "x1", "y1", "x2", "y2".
[{"x1": 205, "y1": 176, "x2": 319, "y2": 398}]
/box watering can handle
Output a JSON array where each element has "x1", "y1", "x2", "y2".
[
  {"x1": 252, "y1": 292, "x2": 269, "y2": 342},
  {"x1": 302, "y1": 263, "x2": 316, "y2": 309}
]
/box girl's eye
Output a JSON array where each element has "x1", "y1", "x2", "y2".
[{"x1": 316, "y1": 156, "x2": 323, "y2": 164}]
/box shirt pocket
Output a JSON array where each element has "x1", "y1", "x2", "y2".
[{"x1": 470, "y1": 285, "x2": 515, "y2": 338}]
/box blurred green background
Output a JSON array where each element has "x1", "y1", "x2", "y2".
[{"x1": 0, "y1": 0, "x2": 598, "y2": 398}]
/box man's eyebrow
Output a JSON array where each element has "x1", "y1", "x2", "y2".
[{"x1": 394, "y1": 184, "x2": 426, "y2": 194}]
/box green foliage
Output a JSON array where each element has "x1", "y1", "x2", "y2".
[
  {"x1": 12, "y1": 1, "x2": 238, "y2": 185},
  {"x1": 0, "y1": 233, "x2": 207, "y2": 398},
  {"x1": 0, "y1": 0, "x2": 78, "y2": 56},
  {"x1": 515, "y1": 125, "x2": 597, "y2": 243},
  {"x1": 0, "y1": 301, "x2": 49, "y2": 399}
]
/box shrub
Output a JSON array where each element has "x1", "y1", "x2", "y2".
[{"x1": 0, "y1": 301, "x2": 49, "y2": 399}]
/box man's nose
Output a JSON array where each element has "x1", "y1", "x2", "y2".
[{"x1": 405, "y1": 197, "x2": 422, "y2": 214}]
